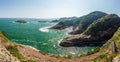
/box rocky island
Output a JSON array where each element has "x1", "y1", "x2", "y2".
[{"x1": 15, "y1": 20, "x2": 27, "y2": 23}]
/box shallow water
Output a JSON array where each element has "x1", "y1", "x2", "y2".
[{"x1": 0, "y1": 18, "x2": 94, "y2": 56}]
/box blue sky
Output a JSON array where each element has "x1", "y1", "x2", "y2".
[{"x1": 0, "y1": 0, "x2": 120, "y2": 18}]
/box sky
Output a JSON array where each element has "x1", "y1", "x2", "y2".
[{"x1": 0, "y1": 0, "x2": 120, "y2": 18}]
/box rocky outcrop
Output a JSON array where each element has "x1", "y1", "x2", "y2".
[
  {"x1": 60, "y1": 14, "x2": 120, "y2": 47},
  {"x1": 60, "y1": 34, "x2": 103, "y2": 47},
  {"x1": 110, "y1": 42, "x2": 117, "y2": 53},
  {"x1": 15, "y1": 20, "x2": 27, "y2": 23}
]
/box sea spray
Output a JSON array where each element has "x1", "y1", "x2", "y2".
[{"x1": 39, "y1": 26, "x2": 51, "y2": 32}]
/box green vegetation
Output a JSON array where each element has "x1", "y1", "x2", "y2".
[
  {"x1": 77, "y1": 11, "x2": 107, "y2": 34},
  {"x1": 0, "y1": 31, "x2": 9, "y2": 43},
  {"x1": 87, "y1": 47, "x2": 100, "y2": 55},
  {"x1": 25, "y1": 60, "x2": 37, "y2": 62},
  {"x1": 6, "y1": 45, "x2": 37, "y2": 62},
  {"x1": 92, "y1": 53, "x2": 117, "y2": 62},
  {"x1": 100, "y1": 42, "x2": 110, "y2": 52},
  {"x1": 78, "y1": 47, "x2": 100, "y2": 58},
  {"x1": 92, "y1": 28, "x2": 120, "y2": 62},
  {"x1": 110, "y1": 28, "x2": 120, "y2": 48},
  {"x1": 50, "y1": 17, "x2": 82, "y2": 29},
  {"x1": 51, "y1": 11, "x2": 107, "y2": 31},
  {"x1": 85, "y1": 14, "x2": 120, "y2": 36},
  {"x1": 52, "y1": 13, "x2": 120, "y2": 62},
  {"x1": 6, "y1": 45, "x2": 24, "y2": 62},
  {"x1": 0, "y1": 32, "x2": 38, "y2": 62}
]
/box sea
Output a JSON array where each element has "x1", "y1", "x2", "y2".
[{"x1": 0, "y1": 18, "x2": 94, "y2": 56}]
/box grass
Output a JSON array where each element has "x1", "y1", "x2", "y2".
[
  {"x1": 2, "y1": 27, "x2": 120, "y2": 62},
  {"x1": 0, "y1": 31, "x2": 9, "y2": 43},
  {"x1": 110, "y1": 28, "x2": 120, "y2": 48},
  {"x1": 6, "y1": 45, "x2": 37, "y2": 62},
  {"x1": 92, "y1": 53, "x2": 117, "y2": 62},
  {"x1": 25, "y1": 60, "x2": 37, "y2": 62},
  {"x1": 80, "y1": 46, "x2": 100, "y2": 56},
  {"x1": 6, "y1": 45, "x2": 25, "y2": 62},
  {"x1": 0, "y1": 32, "x2": 37, "y2": 62},
  {"x1": 91, "y1": 28, "x2": 120, "y2": 62},
  {"x1": 0, "y1": 32, "x2": 24, "y2": 61}
]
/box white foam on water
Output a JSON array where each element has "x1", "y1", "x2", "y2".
[
  {"x1": 43, "y1": 43, "x2": 47, "y2": 45},
  {"x1": 12, "y1": 21, "x2": 16, "y2": 23},
  {"x1": 69, "y1": 52, "x2": 76, "y2": 55},
  {"x1": 39, "y1": 26, "x2": 51, "y2": 32},
  {"x1": 22, "y1": 44, "x2": 40, "y2": 51}
]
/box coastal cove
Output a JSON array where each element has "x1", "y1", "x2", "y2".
[{"x1": 0, "y1": 18, "x2": 94, "y2": 56}]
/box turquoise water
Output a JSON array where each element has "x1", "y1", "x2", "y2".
[{"x1": 0, "y1": 18, "x2": 94, "y2": 56}]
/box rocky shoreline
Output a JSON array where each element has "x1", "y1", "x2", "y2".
[
  {"x1": 0, "y1": 32, "x2": 103, "y2": 62},
  {"x1": 50, "y1": 12, "x2": 120, "y2": 47}
]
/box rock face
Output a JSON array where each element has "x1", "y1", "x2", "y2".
[
  {"x1": 60, "y1": 14, "x2": 120, "y2": 47},
  {"x1": 15, "y1": 20, "x2": 27, "y2": 23},
  {"x1": 110, "y1": 42, "x2": 117, "y2": 53},
  {"x1": 60, "y1": 34, "x2": 103, "y2": 47},
  {"x1": 112, "y1": 56, "x2": 120, "y2": 62}
]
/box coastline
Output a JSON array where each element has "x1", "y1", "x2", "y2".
[
  {"x1": 39, "y1": 26, "x2": 52, "y2": 32},
  {"x1": 18, "y1": 43, "x2": 40, "y2": 52},
  {"x1": 16, "y1": 42, "x2": 102, "y2": 62},
  {"x1": 0, "y1": 25, "x2": 103, "y2": 62},
  {"x1": 57, "y1": 27, "x2": 73, "y2": 47}
]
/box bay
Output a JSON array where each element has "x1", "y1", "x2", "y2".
[{"x1": 0, "y1": 18, "x2": 94, "y2": 56}]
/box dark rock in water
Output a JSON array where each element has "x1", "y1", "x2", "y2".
[
  {"x1": 15, "y1": 20, "x2": 27, "y2": 23},
  {"x1": 38, "y1": 21, "x2": 49, "y2": 22},
  {"x1": 60, "y1": 14, "x2": 120, "y2": 47}
]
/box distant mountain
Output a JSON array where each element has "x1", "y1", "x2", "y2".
[
  {"x1": 51, "y1": 16, "x2": 77, "y2": 22},
  {"x1": 50, "y1": 18, "x2": 80, "y2": 30},
  {"x1": 50, "y1": 11, "x2": 107, "y2": 31},
  {"x1": 59, "y1": 14, "x2": 120, "y2": 47},
  {"x1": 70, "y1": 11, "x2": 107, "y2": 34},
  {"x1": 50, "y1": 16, "x2": 79, "y2": 29}
]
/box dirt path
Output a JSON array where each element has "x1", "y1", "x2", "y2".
[{"x1": 17, "y1": 45, "x2": 106, "y2": 62}]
